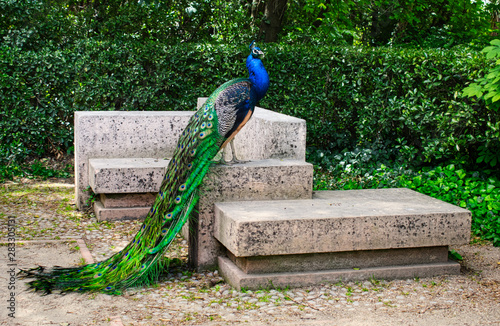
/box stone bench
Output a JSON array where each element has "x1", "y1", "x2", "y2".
[
  {"x1": 89, "y1": 157, "x2": 314, "y2": 268},
  {"x1": 215, "y1": 188, "x2": 471, "y2": 290},
  {"x1": 74, "y1": 99, "x2": 310, "y2": 269},
  {"x1": 74, "y1": 99, "x2": 472, "y2": 284},
  {"x1": 75, "y1": 98, "x2": 307, "y2": 211},
  {"x1": 89, "y1": 158, "x2": 169, "y2": 220}
]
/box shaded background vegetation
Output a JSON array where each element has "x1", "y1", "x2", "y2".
[{"x1": 0, "y1": 0, "x2": 499, "y2": 245}]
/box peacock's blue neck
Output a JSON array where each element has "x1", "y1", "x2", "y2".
[{"x1": 246, "y1": 54, "x2": 270, "y2": 102}]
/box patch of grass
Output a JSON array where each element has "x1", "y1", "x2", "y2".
[
  {"x1": 0, "y1": 160, "x2": 72, "y2": 183},
  {"x1": 258, "y1": 295, "x2": 271, "y2": 302},
  {"x1": 181, "y1": 293, "x2": 200, "y2": 301},
  {"x1": 369, "y1": 275, "x2": 382, "y2": 286}
]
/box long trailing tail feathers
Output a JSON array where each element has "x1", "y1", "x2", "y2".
[
  {"x1": 19, "y1": 96, "x2": 224, "y2": 295},
  {"x1": 19, "y1": 41, "x2": 268, "y2": 295}
]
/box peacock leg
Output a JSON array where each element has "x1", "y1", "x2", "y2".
[
  {"x1": 214, "y1": 147, "x2": 227, "y2": 164},
  {"x1": 214, "y1": 139, "x2": 247, "y2": 165},
  {"x1": 226, "y1": 139, "x2": 247, "y2": 164}
]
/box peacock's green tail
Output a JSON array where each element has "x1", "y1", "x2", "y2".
[
  {"x1": 20, "y1": 81, "x2": 233, "y2": 294},
  {"x1": 19, "y1": 42, "x2": 269, "y2": 295}
]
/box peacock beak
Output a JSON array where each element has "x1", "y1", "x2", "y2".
[{"x1": 257, "y1": 50, "x2": 265, "y2": 58}]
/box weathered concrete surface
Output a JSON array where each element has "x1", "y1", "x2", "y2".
[
  {"x1": 197, "y1": 98, "x2": 306, "y2": 163},
  {"x1": 189, "y1": 159, "x2": 313, "y2": 270},
  {"x1": 227, "y1": 246, "x2": 449, "y2": 274},
  {"x1": 89, "y1": 158, "x2": 169, "y2": 193},
  {"x1": 100, "y1": 193, "x2": 156, "y2": 208},
  {"x1": 95, "y1": 193, "x2": 156, "y2": 221},
  {"x1": 93, "y1": 201, "x2": 151, "y2": 221},
  {"x1": 75, "y1": 111, "x2": 192, "y2": 209},
  {"x1": 93, "y1": 159, "x2": 312, "y2": 224},
  {"x1": 214, "y1": 188, "x2": 471, "y2": 257},
  {"x1": 75, "y1": 106, "x2": 306, "y2": 209},
  {"x1": 218, "y1": 256, "x2": 461, "y2": 291}
]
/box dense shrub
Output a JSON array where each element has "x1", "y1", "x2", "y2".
[
  {"x1": 2, "y1": 41, "x2": 497, "y2": 170},
  {"x1": 463, "y1": 39, "x2": 500, "y2": 167},
  {"x1": 265, "y1": 45, "x2": 499, "y2": 167}
]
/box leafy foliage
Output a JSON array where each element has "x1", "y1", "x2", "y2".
[
  {"x1": 285, "y1": 0, "x2": 496, "y2": 47},
  {"x1": 463, "y1": 39, "x2": 500, "y2": 110},
  {"x1": 0, "y1": 160, "x2": 72, "y2": 183},
  {"x1": 398, "y1": 165, "x2": 500, "y2": 247},
  {"x1": 462, "y1": 39, "x2": 500, "y2": 167},
  {"x1": 310, "y1": 148, "x2": 500, "y2": 246}
]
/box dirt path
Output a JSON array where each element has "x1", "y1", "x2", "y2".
[{"x1": 0, "y1": 178, "x2": 499, "y2": 325}]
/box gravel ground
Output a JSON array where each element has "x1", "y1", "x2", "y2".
[{"x1": 0, "y1": 176, "x2": 499, "y2": 325}]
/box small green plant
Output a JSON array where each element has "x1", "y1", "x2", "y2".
[
  {"x1": 448, "y1": 250, "x2": 463, "y2": 261},
  {"x1": 181, "y1": 270, "x2": 193, "y2": 277},
  {"x1": 258, "y1": 295, "x2": 271, "y2": 303},
  {"x1": 84, "y1": 186, "x2": 97, "y2": 206},
  {"x1": 369, "y1": 275, "x2": 381, "y2": 286},
  {"x1": 334, "y1": 279, "x2": 344, "y2": 287}
]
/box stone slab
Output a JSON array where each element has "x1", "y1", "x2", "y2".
[
  {"x1": 93, "y1": 201, "x2": 150, "y2": 221},
  {"x1": 214, "y1": 188, "x2": 471, "y2": 257},
  {"x1": 75, "y1": 105, "x2": 306, "y2": 209},
  {"x1": 218, "y1": 256, "x2": 461, "y2": 291},
  {"x1": 189, "y1": 159, "x2": 313, "y2": 270},
  {"x1": 227, "y1": 246, "x2": 449, "y2": 274},
  {"x1": 100, "y1": 193, "x2": 156, "y2": 208},
  {"x1": 197, "y1": 98, "x2": 306, "y2": 163},
  {"x1": 75, "y1": 111, "x2": 192, "y2": 209},
  {"x1": 89, "y1": 158, "x2": 169, "y2": 194}
]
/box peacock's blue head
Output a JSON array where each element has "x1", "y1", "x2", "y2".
[{"x1": 249, "y1": 41, "x2": 264, "y2": 59}]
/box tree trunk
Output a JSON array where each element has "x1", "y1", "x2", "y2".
[{"x1": 258, "y1": 0, "x2": 288, "y2": 42}]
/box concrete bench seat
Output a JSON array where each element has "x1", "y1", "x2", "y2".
[
  {"x1": 91, "y1": 158, "x2": 313, "y2": 222},
  {"x1": 88, "y1": 158, "x2": 169, "y2": 220},
  {"x1": 89, "y1": 158, "x2": 170, "y2": 194},
  {"x1": 215, "y1": 188, "x2": 471, "y2": 290}
]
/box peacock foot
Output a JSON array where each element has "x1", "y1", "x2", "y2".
[{"x1": 225, "y1": 158, "x2": 248, "y2": 165}]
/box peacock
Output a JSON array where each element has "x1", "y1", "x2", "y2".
[{"x1": 19, "y1": 41, "x2": 270, "y2": 294}]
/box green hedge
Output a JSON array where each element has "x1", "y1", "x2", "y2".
[
  {"x1": 1, "y1": 41, "x2": 498, "y2": 168},
  {"x1": 265, "y1": 45, "x2": 498, "y2": 166}
]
